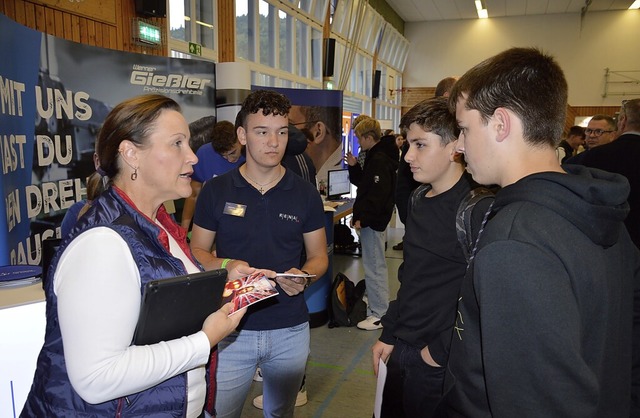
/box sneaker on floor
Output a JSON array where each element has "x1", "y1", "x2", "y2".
[
  {"x1": 253, "y1": 368, "x2": 263, "y2": 382},
  {"x1": 357, "y1": 316, "x2": 382, "y2": 331},
  {"x1": 252, "y1": 387, "x2": 308, "y2": 409},
  {"x1": 392, "y1": 241, "x2": 403, "y2": 251}
]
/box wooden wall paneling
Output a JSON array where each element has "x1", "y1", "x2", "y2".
[
  {"x1": 54, "y1": 9, "x2": 64, "y2": 38},
  {"x1": 14, "y1": 1, "x2": 26, "y2": 25},
  {"x1": 31, "y1": 0, "x2": 116, "y2": 25},
  {"x1": 105, "y1": 25, "x2": 117, "y2": 50},
  {"x1": 5, "y1": 0, "x2": 169, "y2": 57},
  {"x1": 79, "y1": 16, "x2": 89, "y2": 45},
  {"x1": 34, "y1": 4, "x2": 46, "y2": 32},
  {"x1": 25, "y1": 2, "x2": 36, "y2": 30},
  {"x1": 71, "y1": 14, "x2": 80, "y2": 43},
  {"x1": 400, "y1": 87, "x2": 434, "y2": 109},
  {"x1": 218, "y1": 0, "x2": 236, "y2": 62},
  {"x1": 44, "y1": 6, "x2": 54, "y2": 34},
  {"x1": 95, "y1": 20, "x2": 104, "y2": 48},
  {"x1": 87, "y1": 19, "x2": 99, "y2": 46},
  {"x1": 114, "y1": 0, "x2": 125, "y2": 51},
  {"x1": 2, "y1": 0, "x2": 16, "y2": 18},
  {"x1": 63, "y1": 12, "x2": 72, "y2": 40}
]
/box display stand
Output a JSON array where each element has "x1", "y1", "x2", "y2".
[{"x1": 304, "y1": 199, "x2": 354, "y2": 328}]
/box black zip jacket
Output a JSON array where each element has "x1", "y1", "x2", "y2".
[{"x1": 349, "y1": 135, "x2": 399, "y2": 231}]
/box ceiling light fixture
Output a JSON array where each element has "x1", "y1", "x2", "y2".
[
  {"x1": 475, "y1": 0, "x2": 488, "y2": 18},
  {"x1": 630, "y1": 0, "x2": 640, "y2": 9}
]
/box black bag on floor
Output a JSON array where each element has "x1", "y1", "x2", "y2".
[
  {"x1": 334, "y1": 223, "x2": 355, "y2": 248},
  {"x1": 328, "y1": 272, "x2": 367, "y2": 328}
]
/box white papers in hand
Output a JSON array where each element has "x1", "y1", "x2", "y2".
[{"x1": 374, "y1": 357, "x2": 387, "y2": 418}]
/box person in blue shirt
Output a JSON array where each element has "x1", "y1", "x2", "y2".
[{"x1": 181, "y1": 120, "x2": 245, "y2": 230}]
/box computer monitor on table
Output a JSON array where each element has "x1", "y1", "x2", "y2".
[{"x1": 327, "y1": 169, "x2": 351, "y2": 200}]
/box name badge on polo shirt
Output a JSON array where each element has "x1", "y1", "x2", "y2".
[{"x1": 223, "y1": 202, "x2": 247, "y2": 217}]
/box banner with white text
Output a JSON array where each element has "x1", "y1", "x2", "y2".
[{"x1": 0, "y1": 13, "x2": 216, "y2": 266}]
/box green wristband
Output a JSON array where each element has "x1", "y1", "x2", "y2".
[{"x1": 221, "y1": 258, "x2": 233, "y2": 269}]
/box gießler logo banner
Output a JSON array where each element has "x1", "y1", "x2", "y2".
[
  {"x1": 130, "y1": 64, "x2": 213, "y2": 95},
  {"x1": 0, "y1": 13, "x2": 216, "y2": 266}
]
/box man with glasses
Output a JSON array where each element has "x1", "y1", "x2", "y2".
[
  {"x1": 581, "y1": 99, "x2": 640, "y2": 252},
  {"x1": 565, "y1": 115, "x2": 617, "y2": 165},
  {"x1": 288, "y1": 105, "x2": 343, "y2": 196}
]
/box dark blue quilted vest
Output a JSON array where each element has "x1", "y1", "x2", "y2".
[{"x1": 21, "y1": 187, "x2": 207, "y2": 418}]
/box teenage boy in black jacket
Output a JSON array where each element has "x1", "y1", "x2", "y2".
[
  {"x1": 443, "y1": 47, "x2": 640, "y2": 418},
  {"x1": 371, "y1": 97, "x2": 492, "y2": 417}
]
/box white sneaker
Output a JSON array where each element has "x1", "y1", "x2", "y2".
[
  {"x1": 357, "y1": 316, "x2": 382, "y2": 331},
  {"x1": 252, "y1": 387, "x2": 308, "y2": 409},
  {"x1": 253, "y1": 368, "x2": 263, "y2": 382}
]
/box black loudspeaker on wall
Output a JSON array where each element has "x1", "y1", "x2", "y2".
[
  {"x1": 323, "y1": 38, "x2": 336, "y2": 78},
  {"x1": 135, "y1": 0, "x2": 166, "y2": 18},
  {"x1": 372, "y1": 70, "x2": 382, "y2": 99}
]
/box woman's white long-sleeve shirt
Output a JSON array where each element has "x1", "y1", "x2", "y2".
[{"x1": 54, "y1": 226, "x2": 210, "y2": 417}]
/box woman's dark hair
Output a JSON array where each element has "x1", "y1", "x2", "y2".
[{"x1": 97, "y1": 94, "x2": 181, "y2": 180}]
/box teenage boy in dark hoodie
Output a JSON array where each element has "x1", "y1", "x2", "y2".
[
  {"x1": 371, "y1": 97, "x2": 493, "y2": 417},
  {"x1": 442, "y1": 47, "x2": 640, "y2": 417},
  {"x1": 346, "y1": 116, "x2": 399, "y2": 330}
]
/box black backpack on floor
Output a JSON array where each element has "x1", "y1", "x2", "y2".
[{"x1": 328, "y1": 272, "x2": 367, "y2": 328}]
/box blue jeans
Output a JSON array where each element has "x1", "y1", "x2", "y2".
[
  {"x1": 381, "y1": 339, "x2": 446, "y2": 418},
  {"x1": 360, "y1": 226, "x2": 389, "y2": 318},
  {"x1": 214, "y1": 323, "x2": 309, "y2": 418}
]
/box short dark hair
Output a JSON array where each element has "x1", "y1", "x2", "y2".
[
  {"x1": 400, "y1": 97, "x2": 459, "y2": 145},
  {"x1": 435, "y1": 77, "x2": 457, "y2": 97},
  {"x1": 188, "y1": 115, "x2": 216, "y2": 152},
  {"x1": 235, "y1": 89, "x2": 291, "y2": 130},
  {"x1": 449, "y1": 47, "x2": 567, "y2": 147},
  {"x1": 298, "y1": 106, "x2": 342, "y2": 144},
  {"x1": 623, "y1": 98, "x2": 640, "y2": 130},
  {"x1": 97, "y1": 94, "x2": 181, "y2": 180},
  {"x1": 589, "y1": 114, "x2": 616, "y2": 130},
  {"x1": 210, "y1": 120, "x2": 237, "y2": 154},
  {"x1": 567, "y1": 125, "x2": 585, "y2": 139}
]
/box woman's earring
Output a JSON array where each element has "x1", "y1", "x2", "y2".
[{"x1": 131, "y1": 167, "x2": 138, "y2": 181}]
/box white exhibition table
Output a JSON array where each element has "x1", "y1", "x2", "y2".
[{"x1": 0, "y1": 283, "x2": 46, "y2": 418}]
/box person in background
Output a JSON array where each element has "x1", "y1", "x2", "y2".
[
  {"x1": 181, "y1": 120, "x2": 245, "y2": 230},
  {"x1": 565, "y1": 115, "x2": 616, "y2": 165},
  {"x1": 281, "y1": 124, "x2": 317, "y2": 187},
  {"x1": 59, "y1": 170, "x2": 104, "y2": 237},
  {"x1": 190, "y1": 89, "x2": 328, "y2": 418},
  {"x1": 288, "y1": 105, "x2": 342, "y2": 196},
  {"x1": 581, "y1": 98, "x2": 640, "y2": 253},
  {"x1": 346, "y1": 116, "x2": 398, "y2": 330},
  {"x1": 188, "y1": 115, "x2": 215, "y2": 153},
  {"x1": 434, "y1": 76, "x2": 458, "y2": 98},
  {"x1": 443, "y1": 47, "x2": 640, "y2": 417},
  {"x1": 21, "y1": 94, "x2": 247, "y2": 418},
  {"x1": 556, "y1": 125, "x2": 585, "y2": 163},
  {"x1": 372, "y1": 97, "x2": 493, "y2": 417}
]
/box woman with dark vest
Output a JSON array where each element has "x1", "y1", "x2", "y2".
[{"x1": 22, "y1": 94, "x2": 249, "y2": 417}]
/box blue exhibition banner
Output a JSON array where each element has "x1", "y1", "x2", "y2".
[{"x1": 0, "y1": 13, "x2": 216, "y2": 266}]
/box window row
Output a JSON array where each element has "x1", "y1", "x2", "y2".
[{"x1": 168, "y1": 0, "x2": 405, "y2": 120}]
